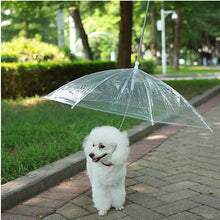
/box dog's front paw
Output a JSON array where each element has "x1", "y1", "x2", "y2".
[
  {"x1": 98, "y1": 210, "x2": 107, "y2": 216},
  {"x1": 115, "y1": 205, "x2": 124, "y2": 211}
]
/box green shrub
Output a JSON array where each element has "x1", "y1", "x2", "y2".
[
  {"x1": 133, "y1": 59, "x2": 155, "y2": 74},
  {"x1": 1, "y1": 37, "x2": 70, "y2": 63},
  {"x1": 1, "y1": 61, "x2": 116, "y2": 98},
  {"x1": 1, "y1": 60, "x2": 154, "y2": 99},
  {"x1": 1, "y1": 54, "x2": 18, "y2": 63}
]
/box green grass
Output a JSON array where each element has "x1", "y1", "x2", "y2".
[
  {"x1": 154, "y1": 65, "x2": 220, "y2": 75},
  {"x1": 164, "y1": 79, "x2": 220, "y2": 100},
  {"x1": 2, "y1": 79, "x2": 220, "y2": 184},
  {"x1": 1, "y1": 97, "x2": 142, "y2": 184}
]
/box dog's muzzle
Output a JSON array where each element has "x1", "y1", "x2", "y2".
[{"x1": 89, "y1": 153, "x2": 107, "y2": 162}]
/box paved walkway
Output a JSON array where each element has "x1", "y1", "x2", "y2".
[{"x1": 2, "y1": 94, "x2": 220, "y2": 220}]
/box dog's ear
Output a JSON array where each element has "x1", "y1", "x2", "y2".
[
  {"x1": 111, "y1": 131, "x2": 130, "y2": 166},
  {"x1": 82, "y1": 135, "x2": 92, "y2": 157}
]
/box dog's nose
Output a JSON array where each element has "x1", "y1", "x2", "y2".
[{"x1": 89, "y1": 153, "x2": 95, "y2": 158}]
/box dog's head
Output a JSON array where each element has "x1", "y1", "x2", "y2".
[{"x1": 82, "y1": 126, "x2": 130, "y2": 166}]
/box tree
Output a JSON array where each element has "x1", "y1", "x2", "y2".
[
  {"x1": 1, "y1": 1, "x2": 58, "y2": 44},
  {"x1": 150, "y1": 9, "x2": 157, "y2": 62},
  {"x1": 117, "y1": 1, "x2": 133, "y2": 68},
  {"x1": 69, "y1": 4, "x2": 93, "y2": 61}
]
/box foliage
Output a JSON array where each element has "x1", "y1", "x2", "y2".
[
  {"x1": 82, "y1": 1, "x2": 120, "y2": 60},
  {"x1": 1, "y1": 37, "x2": 70, "y2": 63},
  {"x1": 1, "y1": 1, "x2": 58, "y2": 44},
  {"x1": 1, "y1": 60, "x2": 154, "y2": 99},
  {"x1": 1, "y1": 61, "x2": 117, "y2": 98},
  {"x1": 2, "y1": 79, "x2": 220, "y2": 184},
  {"x1": 1, "y1": 54, "x2": 18, "y2": 63},
  {"x1": 2, "y1": 1, "x2": 220, "y2": 65},
  {"x1": 138, "y1": 60, "x2": 155, "y2": 74}
]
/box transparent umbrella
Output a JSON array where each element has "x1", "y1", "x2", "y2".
[{"x1": 43, "y1": 2, "x2": 212, "y2": 132}]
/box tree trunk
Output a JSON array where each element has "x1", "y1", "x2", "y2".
[
  {"x1": 25, "y1": 18, "x2": 30, "y2": 38},
  {"x1": 150, "y1": 9, "x2": 157, "y2": 62},
  {"x1": 173, "y1": 8, "x2": 181, "y2": 70},
  {"x1": 117, "y1": 1, "x2": 133, "y2": 68},
  {"x1": 70, "y1": 7, "x2": 93, "y2": 60}
]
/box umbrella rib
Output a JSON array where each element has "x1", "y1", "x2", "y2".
[{"x1": 137, "y1": 72, "x2": 154, "y2": 125}]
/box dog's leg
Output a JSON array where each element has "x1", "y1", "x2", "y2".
[
  {"x1": 92, "y1": 185, "x2": 111, "y2": 216},
  {"x1": 110, "y1": 180, "x2": 126, "y2": 210}
]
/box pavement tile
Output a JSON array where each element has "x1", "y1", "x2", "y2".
[
  {"x1": 192, "y1": 194, "x2": 220, "y2": 210},
  {"x1": 70, "y1": 194, "x2": 93, "y2": 207},
  {"x1": 126, "y1": 178, "x2": 139, "y2": 187},
  {"x1": 190, "y1": 168, "x2": 220, "y2": 180},
  {"x1": 75, "y1": 209, "x2": 126, "y2": 220},
  {"x1": 128, "y1": 183, "x2": 164, "y2": 195},
  {"x1": 167, "y1": 159, "x2": 195, "y2": 168},
  {"x1": 139, "y1": 167, "x2": 171, "y2": 178},
  {"x1": 189, "y1": 184, "x2": 220, "y2": 197},
  {"x1": 161, "y1": 211, "x2": 201, "y2": 220},
  {"x1": 127, "y1": 192, "x2": 165, "y2": 208},
  {"x1": 127, "y1": 170, "x2": 145, "y2": 178},
  {"x1": 116, "y1": 217, "x2": 134, "y2": 220},
  {"x1": 37, "y1": 190, "x2": 78, "y2": 201},
  {"x1": 191, "y1": 155, "x2": 219, "y2": 166},
  {"x1": 43, "y1": 213, "x2": 67, "y2": 220},
  {"x1": 82, "y1": 203, "x2": 97, "y2": 214},
  {"x1": 162, "y1": 173, "x2": 195, "y2": 184},
  {"x1": 22, "y1": 197, "x2": 67, "y2": 209},
  {"x1": 140, "y1": 160, "x2": 172, "y2": 171},
  {"x1": 195, "y1": 162, "x2": 220, "y2": 172},
  {"x1": 190, "y1": 205, "x2": 220, "y2": 219},
  {"x1": 135, "y1": 175, "x2": 169, "y2": 187},
  {"x1": 124, "y1": 204, "x2": 163, "y2": 220},
  {"x1": 56, "y1": 203, "x2": 89, "y2": 219},
  {"x1": 6, "y1": 205, "x2": 54, "y2": 217},
  {"x1": 191, "y1": 175, "x2": 220, "y2": 189},
  {"x1": 128, "y1": 158, "x2": 150, "y2": 169},
  {"x1": 144, "y1": 155, "x2": 174, "y2": 164},
  {"x1": 1, "y1": 213, "x2": 39, "y2": 220},
  {"x1": 165, "y1": 165, "x2": 197, "y2": 175},
  {"x1": 156, "y1": 189, "x2": 199, "y2": 203},
  {"x1": 160, "y1": 181, "x2": 200, "y2": 192},
  {"x1": 151, "y1": 199, "x2": 200, "y2": 216}
]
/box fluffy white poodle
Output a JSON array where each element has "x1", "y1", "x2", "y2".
[{"x1": 82, "y1": 126, "x2": 130, "y2": 216}]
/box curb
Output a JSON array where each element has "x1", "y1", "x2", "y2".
[{"x1": 2, "y1": 84, "x2": 220, "y2": 211}]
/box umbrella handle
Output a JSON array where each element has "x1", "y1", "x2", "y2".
[{"x1": 136, "y1": 0, "x2": 150, "y2": 63}]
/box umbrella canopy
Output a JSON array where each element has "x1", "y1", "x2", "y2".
[
  {"x1": 43, "y1": 1, "x2": 212, "y2": 132},
  {"x1": 43, "y1": 65, "x2": 212, "y2": 132}
]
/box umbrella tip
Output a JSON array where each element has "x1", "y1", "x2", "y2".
[{"x1": 134, "y1": 61, "x2": 139, "y2": 71}]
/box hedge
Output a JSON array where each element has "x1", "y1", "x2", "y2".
[
  {"x1": 1, "y1": 60, "x2": 154, "y2": 99},
  {"x1": 1, "y1": 54, "x2": 18, "y2": 63}
]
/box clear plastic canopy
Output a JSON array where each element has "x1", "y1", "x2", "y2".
[{"x1": 43, "y1": 67, "x2": 212, "y2": 132}]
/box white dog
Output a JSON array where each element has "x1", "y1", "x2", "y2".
[{"x1": 82, "y1": 126, "x2": 130, "y2": 216}]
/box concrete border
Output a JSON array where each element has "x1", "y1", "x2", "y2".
[{"x1": 2, "y1": 84, "x2": 220, "y2": 211}]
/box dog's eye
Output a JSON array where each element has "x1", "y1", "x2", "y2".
[
  {"x1": 99, "y1": 144, "x2": 105, "y2": 149},
  {"x1": 93, "y1": 144, "x2": 95, "y2": 147}
]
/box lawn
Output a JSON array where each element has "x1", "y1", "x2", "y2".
[
  {"x1": 154, "y1": 65, "x2": 220, "y2": 75},
  {"x1": 2, "y1": 79, "x2": 220, "y2": 184}
]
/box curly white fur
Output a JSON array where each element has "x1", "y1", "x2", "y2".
[{"x1": 82, "y1": 126, "x2": 130, "y2": 216}]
